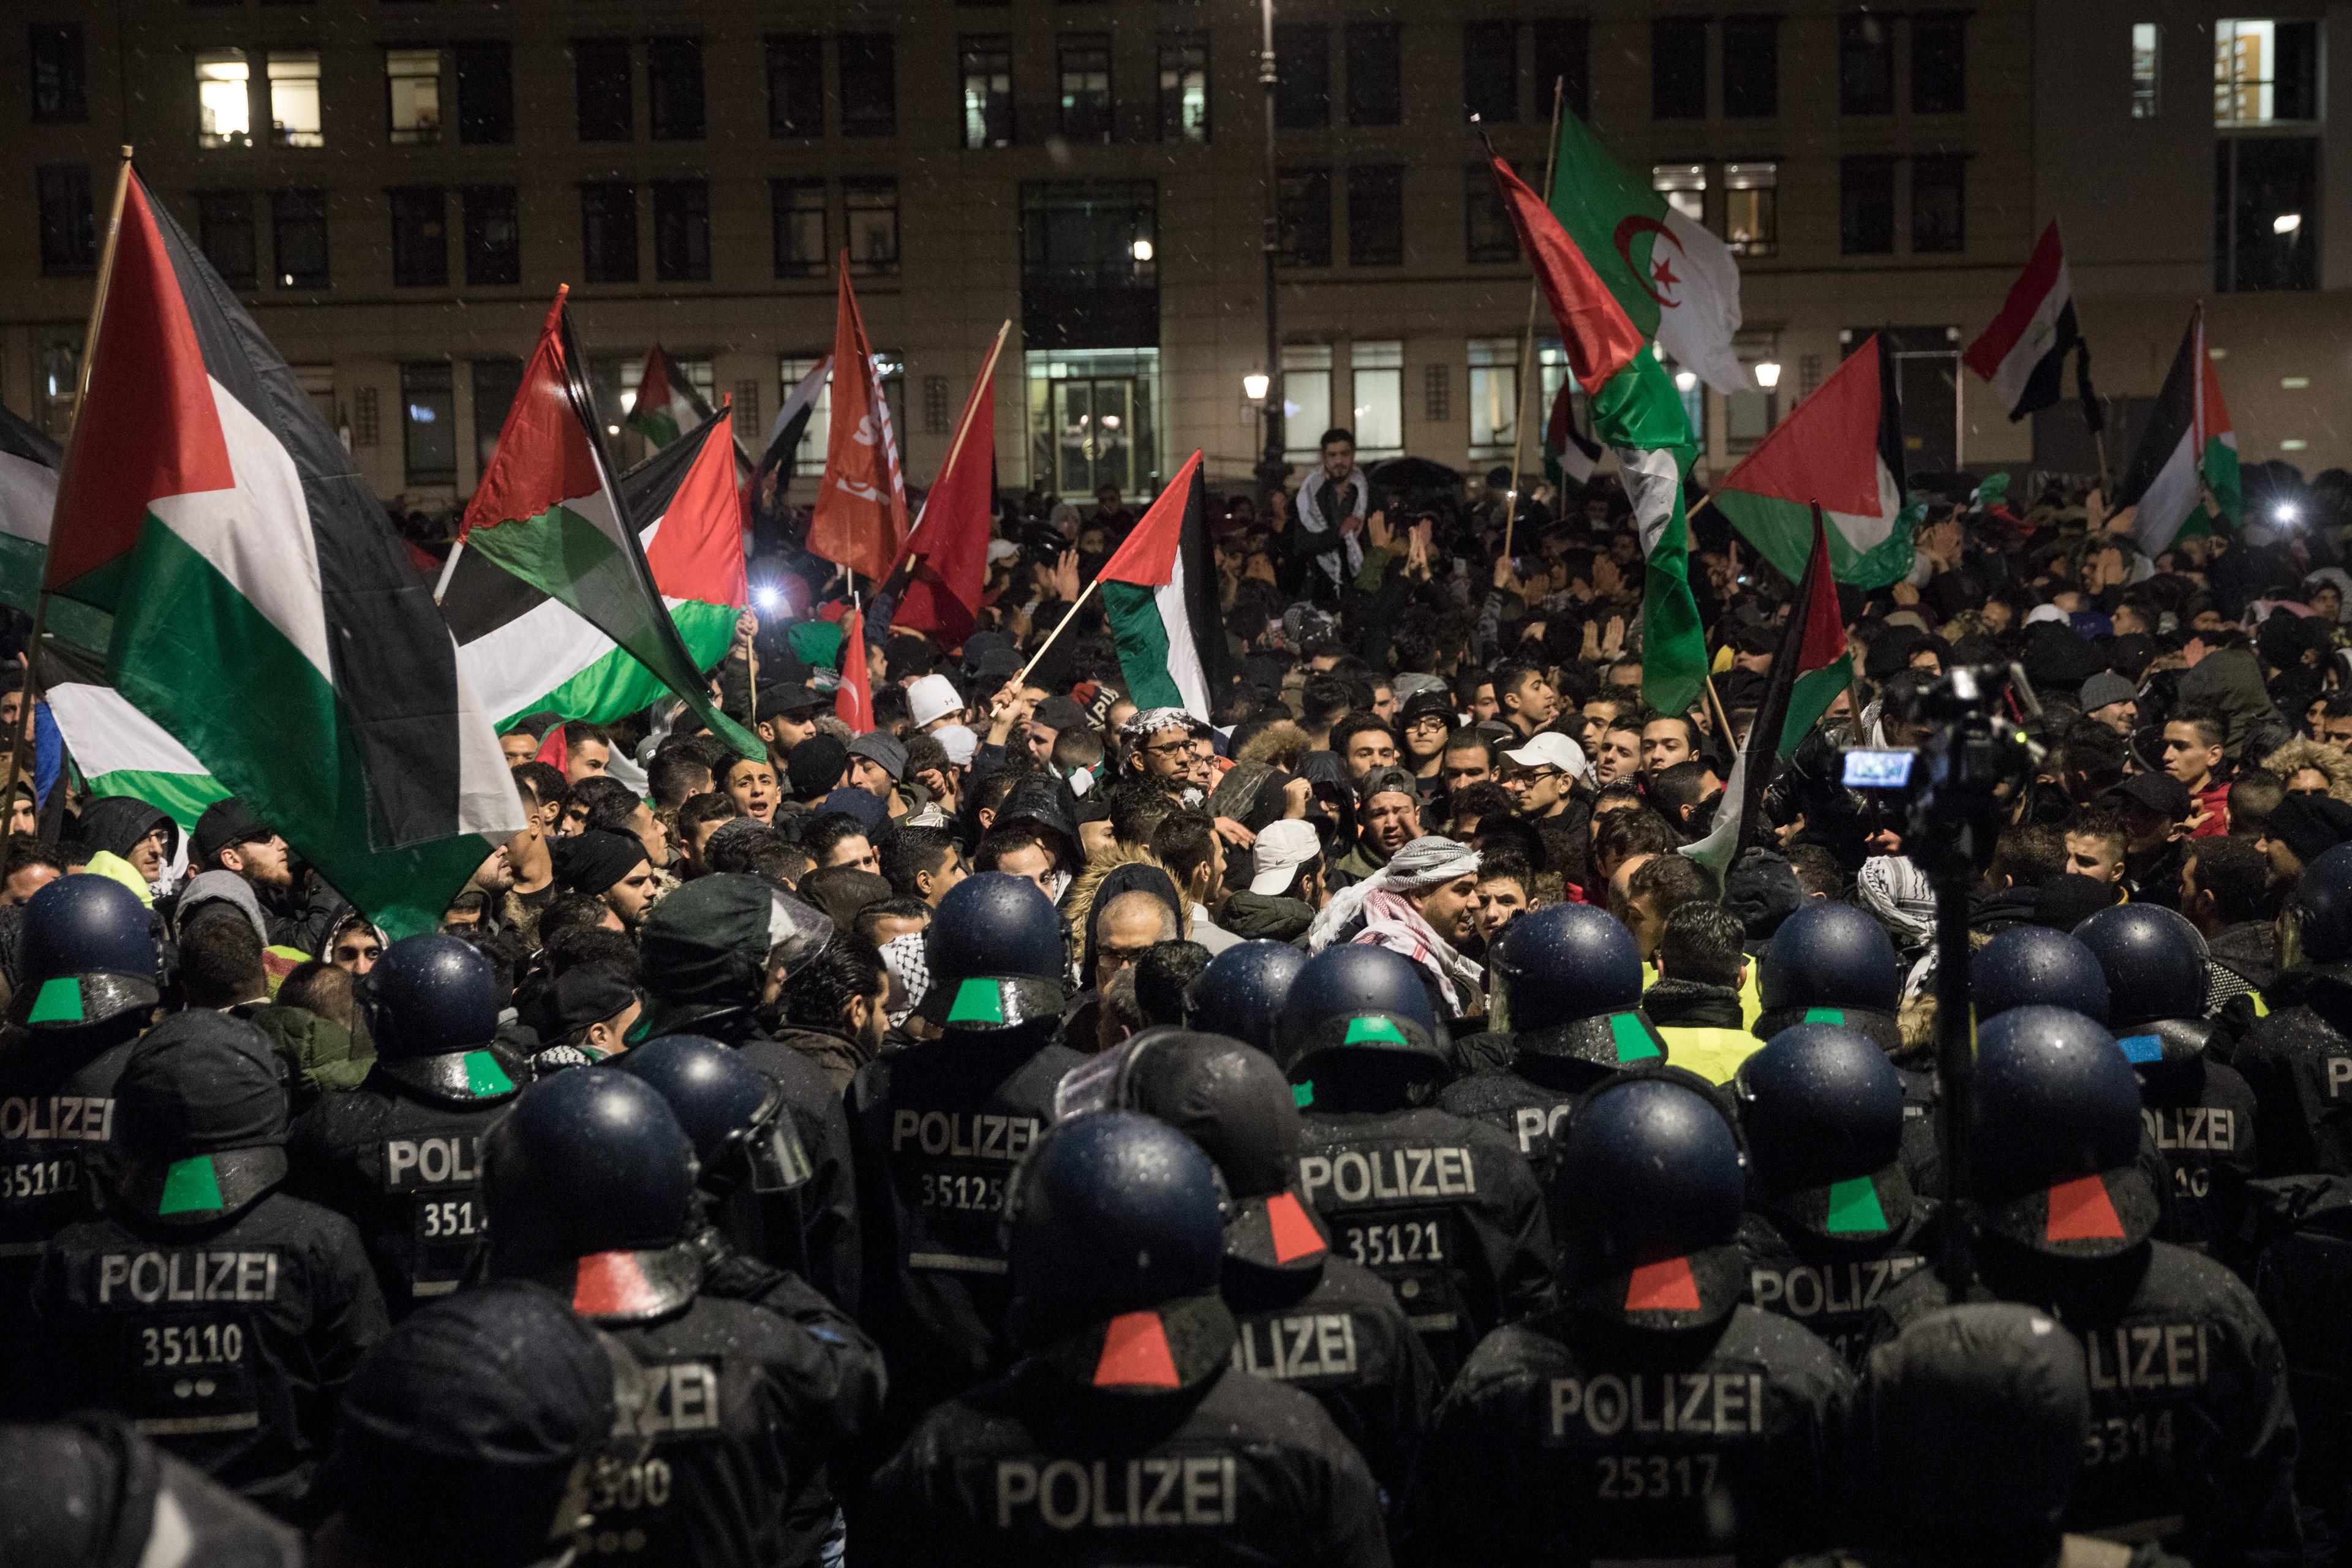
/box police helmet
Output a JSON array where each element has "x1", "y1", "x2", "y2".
[
  {"x1": 13, "y1": 873, "x2": 160, "y2": 1032},
  {"x1": 1973, "y1": 925, "x2": 2110, "y2": 1025},
  {"x1": 1969, "y1": 1005, "x2": 2159, "y2": 1257},
  {"x1": 2071, "y1": 903, "x2": 2211, "y2": 1057},
  {"x1": 1733, "y1": 1022, "x2": 1912, "y2": 1241},
  {"x1": 1755, "y1": 902, "x2": 1904, "y2": 1049},
  {"x1": 111, "y1": 1012, "x2": 288, "y2": 1225},
  {"x1": 360, "y1": 935, "x2": 525, "y2": 1105},
  {"x1": 0, "y1": 1415, "x2": 301, "y2": 1567},
  {"x1": 608, "y1": 1035, "x2": 812, "y2": 1197},
  {"x1": 918, "y1": 872, "x2": 1070, "y2": 1030},
  {"x1": 1273, "y1": 944, "x2": 1447, "y2": 1095},
  {"x1": 1555, "y1": 1068, "x2": 1748, "y2": 1329},
  {"x1": 1488, "y1": 904, "x2": 1667, "y2": 1069},
  {"x1": 1185, "y1": 941, "x2": 1306, "y2": 1054},
  {"x1": 2294, "y1": 842, "x2": 2352, "y2": 963}
]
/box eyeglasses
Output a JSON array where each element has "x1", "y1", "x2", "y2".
[{"x1": 1142, "y1": 739, "x2": 1192, "y2": 757}]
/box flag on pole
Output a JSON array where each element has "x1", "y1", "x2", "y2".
[
  {"x1": 1096, "y1": 451, "x2": 1232, "y2": 722},
  {"x1": 806, "y1": 263, "x2": 907, "y2": 582},
  {"x1": 44, "y1": 167, "x2": 521, "y2": 937},
  {"x1": 1545, "y1": 111, "x2": 1747, "y2": 394},
  {"x1": 749, "y1": 356, "x2": 831, "y2": 548},
  {"x1": 1489, "y1": 153, "x2": 1707, "y2": 719},
  {"x1": 2115, "y1": 306, "x2": 2239, "y2": 559},
  {"x1": 625, "y1": 345, "x2": 708, "y2": 449},
  {"x1": 891, "y1": 338, "x2": 1003, "y2": 649},
  {"x1": 0, "y1": 407, "x2": 61, "y2": 615},
  {"x1": 1962, "y1": 220, "x2": 2082, "y2": 422},
  {"x1": 835, "y1": 605, "x2": 873, "y2": 733},
  {"x1": 1542, "y1": 380, "x2": 1600, "y2": 489},
  {"x1": 1709, "y1": 336, "x2": 1920, "y2": 590},
  {"x1": 461, "y1": 290, "x2": 761, "y2": 761}
]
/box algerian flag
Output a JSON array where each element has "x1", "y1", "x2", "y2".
[
  {"x1": 1709, "y1": 334, "x2": 1920, "y2": 590},
  {"x1": 2116, "y1": 306, "x2": 2239, "y2": 557},
  {"x1": 625, "y1": 344, "x2": 706, "y2": 448},
  {"x1": 1490, "y1": 154, "x2": 1707, "y2": 719},
  {"x1": 1096, "y1": 450, "x2": 1231, "y2": 722}
]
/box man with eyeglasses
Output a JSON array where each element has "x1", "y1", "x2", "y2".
[
  {"x1": 1121, "y1": 706, "x2": 1209, "y2": 804},
  {"x1": 1500, "y1": 733, "x2": 1586, "y2": 823}
]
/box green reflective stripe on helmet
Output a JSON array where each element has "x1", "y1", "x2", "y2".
[
  {"x1": 947, "y1": 978, "x2": 1006, "y2": 1025},
  {"x1": 464, "y1": 1050, "x2": 514, "y2": 1098},
  {"x1": 1824, "y1": 1175, "x2": 1890, "y2": 1234},
  {"x1": 1293, "y1": 1081, "x2": 1314, "y2": 1109},
  {"x1": 158, "y1": 1156, "x2": 224, "y2": 1216},
  {"x1": 1608, "y1": 1012, "x2": 1661, "y2": 1063},
  {"x1": 28, "y1": 977, "x2": 82, "y2": 1025},
  {"x1": 1343, "y1": 1017, "x2": 1408, "y2": 1047},
  {"x1": 1804, "y1": 1007, "x2": 1846, "y2": 1025}
]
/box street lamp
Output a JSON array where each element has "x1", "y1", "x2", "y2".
[
  {"x1": 1754, "y1": 360, "x2": 1783, "y2": 390},
  {"x1": 1131, "y1": 238, "x2": 1155, "y2": 262},
  {"x1": 1243, "y1": 372, "x2": 1270, "y2": 402}
]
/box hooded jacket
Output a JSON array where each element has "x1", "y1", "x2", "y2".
[{"x1": 78, "y1": 796, "x2": 178, "y2": 869}]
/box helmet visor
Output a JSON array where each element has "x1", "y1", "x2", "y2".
[{"x1": 744, "y1": 1109, "x2": 814, "y2": 1195}]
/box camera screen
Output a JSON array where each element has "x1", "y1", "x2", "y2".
[{"x1": 1842, "y1": 750, "x2": 1915, "y2": 790}]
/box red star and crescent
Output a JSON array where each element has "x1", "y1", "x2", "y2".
[{"x1": 1613, "y1": 214, "x2": 1689, "y2": 308}]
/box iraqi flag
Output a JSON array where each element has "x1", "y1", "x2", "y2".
[
  {"x1": 2116, "y1": 306, "x2": 2240, "y2": 558},
  {"x1": 805, "y1": 264, "x2": 907, "y2": 582},
  {"x1": 749, "y1": 356, "x2": 830, "y2": 551},
  {"x1": 1963, "y1": 221, "x2": 2080, "y2": 423},
  {"x1": 625, "y1": 344, "x2": 709, "y2": 449},
  {"x1": 1709, "y1": 336, "x2": 1920, "y2": 590},
  {"x1": 45, "y1": 168, "x2": 521, "y2": 936},
  {"x1": 445, "y1": 406, "x2": 747, "y2": 729},
  {"x1": 1098, "y1": 451, "x2": 1232, "y2": 722}
]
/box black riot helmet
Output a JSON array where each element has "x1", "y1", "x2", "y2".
[
  {"x1": 1555, "y1": 1068, "x2": 1749, "y2": 1329},
  {"x1": 608, "y1": 1035, "x2": 812, "y2": 1197},
  {"x1": 1185, "y1": 941, "x2": 1308, "y2": 1054},
  {"x1": 14, "y1": 873, "x2": 161, "y2": 1033},
  {"x1": 1004, "y1": 1111, "x2": 1226, "y2": 1357},
  {"x1": 111, "y1": 1012, "x2": 288, "y2": 1226},
  {"x1": 1488, "y1": 903, "x2": 1667, "y2": 1069},
  {"x1": 1733, "y1": 1022, "x2": 1912, "y2": 1242},
  {"x1": 1969, "y1": 1005, "x2": 2159, "y2": 1259},
  {"x1": 1755, "y1": 902, "x2": 1904, "y2": 1049},
  {"x1": 1273, "y1": 944, "x2": 1447, "y2": 1102},
  {"x1": 2071, "y1": 903, "x2": 2210, "y2": 1043},
  {"x1": 1973, "y1": 926, "x2": 2109, "y2": 1025},
  {"x1": 2293, "y1": 842, "x2": 2352, "y2": 963},
  {"x1": 0, "y1": 1414, "x2": 303, "y2": 1568},
  {"x1": 919, "y1": 872, "x2": 1071, "y2": 1031},
  {"x1": 359, "y1": 934, "x2": 526, "y2": 1105},
  {"x1": 483, "y1": 1070, "x2": 702, "y2": 1321}
]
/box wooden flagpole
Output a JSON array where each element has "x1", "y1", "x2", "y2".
[
  {"x1": 1499, "y1": 76, "x2": 1568, "y2": 568},
  {"x1": 881, "y1": 319, "x2": 1012, "y2": 603}
]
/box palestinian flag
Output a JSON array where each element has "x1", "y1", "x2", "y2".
[
  {"x1": 462, "y1": 290, "x2": 760, "y2": 760},
  {"x1": 1963, "y1": 220, "x2": 2081, "y2": 422},
  {"x1": 43, "y1": 644, "x2": 229, "y2": 830},
  {"x1": 44, "y1": 168, "x2": 520, "y2": 937},
  {"x1": 0, "y1": 407, "x2": 60, "y2": 616},
  {"x1": 1542, "y1": 380, "x2": 1600, "y2": 489},
  {"x1": 2116, "y1": 306, "x2": 2239, "y2": 558},
  {"x1": 1490, "y1": 153, "x2": 1706, "y2": 719},
  {"x1": 1710, "y1": 336, "x2": 1920, "y2": 590},
  {"x1": 1097, "y1": 450, "x2": 1231, "y2": 721},
  {"x1": 625, "y1": 345, "x2": 707, "y2": 449},
  {"x1": 445, "y1": 406, "x2": 746, "y2": 729}
]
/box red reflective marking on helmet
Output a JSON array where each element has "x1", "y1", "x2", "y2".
[
  {"x1": 1266, "y1": 1193, "x2": 1325, "y2": 1264},
  {"x1": 1624, "y1": 1256, "x2": 1702, "y2": 1312},
  {"x1": 2044, "y1": 1175, "x2": 2125, "y2": 1242},
  {"x1": 1093, "y1": 1311, "x2": 1181, "y2": 1388},
  {"x1": 572, "y1": 1251, "x2": 660, "y2": 1316}
]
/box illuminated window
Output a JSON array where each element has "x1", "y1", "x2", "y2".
[
  {"x1": 2214, "y1": 18, "x2": 2318, "y2": 125},
  {"x1": 386, "y1": 48, "x2": 442, "y2": 146},
  {"x1": 2132, "y1": 23, "x2": 2162, "y2": 118},
  {"x1": 197, "y1": 50, "x2": 251, "y2": 149},
  {"x1": 1653, "y1": 163, "x2": 1705, "y2": 226},
  {"x1": 268, "y1": 52, "x2": 321, "y2": 148}
]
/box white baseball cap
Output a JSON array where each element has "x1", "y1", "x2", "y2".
[
  {"x1": 908, "y1": 673, "x2": 964, "y2": 729},
  {"x1": 1247, "y1": 818, "x2": 1324, "y2": 895},
  {"x1": 1502, "y1": 731, "x2": 1588, "y2": 778},
  {"x1": 934, "y1": 723, "x2": 978, "y2": 766}
]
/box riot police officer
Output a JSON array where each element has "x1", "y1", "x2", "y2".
[
  {"x1": 1760, "y1": 899, "x2": 1937, "y2": 1182},
  {"x1": 1733, "y1": 1022, "x2": 1937, "y2": 1368},
  {"x1": 1404, "y1": 1068, "x2": 1853, "y2": 1566},
  {"x1": 1438, "y1": 903, "x2": 1669, "y2": 1190},
  {"x1": 1056, "y1": 1026, "x2": 1439, "y2": 1501},
  {"x1": 2076, "y1": 903, "x2": 2259, "y2": 1263},
  {"x1": 1272, "y1": 944, "x2": 1553, "y2": 1382},
  {"x1": 284, "y1": 934, "x2": 526, "y2": 1318},
  {"x1": 2236, "y1": 842, "x2": 2352, "y2": 1177},
  {"x1": 1868, "y1": 1005, "x2": 2300, "y2": 1568},
  {"x1": 0, "y1": 1412, "x2": 304, "y2": 1565},
  {"x1": 863, "y1": 1111, "x2": 1391, "y2": 1567},
  {"x1": 1972, "y1": 925, "x2": 2111, "y2": 1026},
  {"x1": 1183, "y1": 940, "x2": 1305, "y2": 1056},
  {"x1": 844, "y1": 872, "x2": 1086, "y2": 1436},
  {"x1": 29, "y1": 1011, "x2": 388, "y2": 1509},
  {"x1": 481, "y1": 1069, "x2": 883, "y2": 1567},
  {"x1": 2246, "y1": 1171, "x2": 2352, "y2": 1565}
]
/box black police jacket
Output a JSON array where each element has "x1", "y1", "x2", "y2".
[
  {"x1": 733, "y1": 1034, "x2": 864, "y2": 1316},
  {"x1": 844, "y1": 1026, "x2": 1084, "y2": 1431},
  {"x1": 1438, "y1": 1064, "x2": 1581, "y2": 1194},
  {"x1": 862, "y1": 1295, "x2": 1393, "y2": 1567},
  {"x1": 1738, "y1": 1202, "x2": 1938, "y2": 1371},
  {"x1": 1401, "y1": 1302, "x2": 1853, "y2": 1568},
  {"x1": 28, "y1": 1188, "x2": 390, "y2": 1509},
  {"x1": 1868, "y1": 1238, "x2": 2301, "y2": 1568},
  {"x1": 282, "y1": 1061, "x2": 516, "y2": 1320},
  {"x1": 2233, "y1": 965, "x2": 2352, "y2": 1178},
  {"x1": 2249, "y1": 1174, "x2": 2352, "y2": 1567},
  {"x1": 2136, "y1": 1050, "x2": 2258, "y2": 1267},
  {"x1": 1296, "y1": 1106, "x2": 1557, "y2": 1384},
  {"x1": 0, "y1": 1031, "x2": 138, "y2": 1365}
]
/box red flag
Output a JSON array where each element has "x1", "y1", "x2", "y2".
[
  {"x1": 892, "y1": 334, "x2": 1005, "y2": 649},
  {"x1": 534, "y1": 724, "x2": 568, "y2": 772},
  {"x1": 835, "y1": 606, "x2": 873, "y2": 734},
  {"x1": 1486, "y1": 154, "x2": 1648, "y2": 392},
  {"x1": 806, "y1": 263, "x2": 907, "y2": 582}
]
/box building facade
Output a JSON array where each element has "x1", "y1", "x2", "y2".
[{"x1": 3, "y1": 0, "x2": 2349, "y2": 514}]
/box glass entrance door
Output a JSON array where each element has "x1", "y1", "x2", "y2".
[{"x1": 1051, "y1": 376, "x2": 1137, "y2": 496}]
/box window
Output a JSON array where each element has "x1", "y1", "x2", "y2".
[
  {"x1": 1841, "y1": 156, "x2": 1895, "y2": 253},
  {"x1": 1532, "y1": 20, "x2": 1591, "y2": 119},
  {"x1": 454, "y1": 42, "x2": 513, "y2": 144},
  {"x1": 1464, "y1": 21, "x2": 1517, "y2": 123},
  {"x1": 1727, "y1": 336, "x2": 1779, "y2": 448},
  {"x1": 581, "y1": 183, "x2": 638, "y2": 282},
  {"x1": 772, "y1": 181, "x2": 827, "y2": 277},
  {"x1": 1425, "y1": 363, "x2": 1450, "y2": 422},
  {"x1": 1724, "y1": 18, "x2": 1777, "y2": 116},
  {"x1": 389, "y1": 187, "x2": 448, "y2": 287},
  {"x1": 1653, "y1": 164, "x2": 1705, "y2": 225},
  {"x1": 654, "y1": 181, "x2": 710, "y2": 281},
  {"x1": 1281, "y1": 345, "x2": 1332, "y2": 463},
  {"x1": 963, "y1": 37, "x2": 1014, "y2": 148},
  {"x1": 769, "y1": 36, "x2": 823, "y2": 136},
  {"x1": 1912, "y1": 157, "x2": 1964, "y2": 252},
  {"x1": 1840, "y1": 14, "x2": 1895, "y2": 115},
  {"x1": 1159, "y1": 34, "x2": 1208, "y2": 141},
  {"x1": 1060, "y1": 35, "x2": 1112, "y2": 143},
  {"x1": 473, "y1": 358, "x2": 524, "y2": 468},
  {"x1": 1913, "y1": 13, "x2": 1966, "y2": 111},
  {"x1": 2217, "y1": 136, "x2": 2318, "y2": 290},
  {"x1": 1468, "y1": 337, "x2": 1520, "y2": 461},
  {"x1": 401, "y1": 361, "x2": 456, "y2": 488},
  {"x1": 196, "y1": 50, "x2": 251, "y2": 149},
  {"x1": 2214, "y1": 19, "x2": 2320, "y2": 125},
  {"x1": 386, "y1": 48, "x2": 441, "y2": 145},
  {"x1": 1019, "y1": 182, "x2": 1157, "y2": 289},
  {"x1": 1275, "y1": 25, "x2": 1329, "y2": 128},
  {"x1": 463, "y1": 186, "x2": 519, "y2": 285},
  {"x1": 846, "y1": 179, "x2": 899, "y2": 275},
  {"x1": 35, "y1": 167, "x2": 93, "y2": 276},
  {"x1": 351, "y1": 386, "x2": 378, "y2": 448},
  {"x1": 1351, "y1": 341, "x2": 1404, "y2": 456},
  {"x1": 1348, "y1": 165, "x2": 1403, "y2": 265},
  {"x1": 273, "y1": 188, "x2": 327, "y2": 287},
  {"x1": 733, "y1": 380, "x2": 761, "y2": 446},
  {"x1": 265, "y1": 52, "x2": 322, "y2": 148},
  {"x1": 1653, "y1": 20, "x2": 1706, "y2": 119},
  {"x1": 1346, "y1": 24, "x2": 1401, "y2": 126},
  {"x1": 197, "y1": 192, "x2": 257, "y2": 288},
  {"x1": 839, "y1": 34, "x2": 895, "y2": 137},
  {"x1": 29, "y1": 24, "x2": 86, "y2": 123},
  {"x1": 2132, "y1": 23, "x2": 2162, "y2": 118},
  {"x1": 1725, "y1": 162, "x2": 1777, "y2": 255},
  {"x1": 778, "y1": 357, "x2": 831, "y2": 476},
  {"x1": 649, "y1": 37, "x2": 704, "y2": 140},
  {"x1": 574, "y1": 40, "x2": 632, "y2": 141},
  {"x1": 1466, "y1": 163, "x2": 1518, "y2": 262},
  {"x1": 1276, "y1": 168, "x2": 1332, "y2": 268}
]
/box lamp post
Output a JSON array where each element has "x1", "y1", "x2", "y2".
[{"x1": 1255, "y1": 0, "x2": 1287, "y2": 500}]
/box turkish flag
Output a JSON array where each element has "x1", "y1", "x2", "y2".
[
  {"x1": 891, "y1": 344, "x2": 1000, "y2": 649},
  {"x1": 835, "y1": 605, "x2": 873, "y2": 734},
  {"x1": 805, "y1": 263, "x2": 907, "y2": 582}
]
